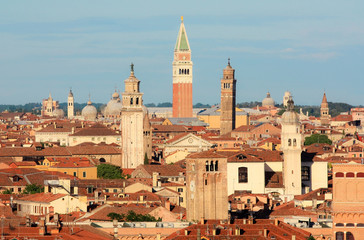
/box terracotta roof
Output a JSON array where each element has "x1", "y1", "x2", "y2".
[
  {"x1": 136, "y1": 165, "x2": 185, "y2": 177},
  {"x1": 70, "y1": 123, "x2": 119, "y2": 136},
  {"x1": 331, "y1": 114, "x2": 352, "y2": 122},
  {"x1": 67, "y1": 146, "x2": 120, "y2": 155},
  {"x1": 87, "y1": 204, "x2": 157, "y2": 221},
  {"x1": 17, "y1": 192, "x2": 67, "y2": 203},
  {"x1": 271, "y1": 201, "x2": 317, "y2": 217}
]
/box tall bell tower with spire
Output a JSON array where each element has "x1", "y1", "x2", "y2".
[
  {"x1": 121, "y1": 63, "x2": 145, "y2": 168},
  {"x1": 172, "y1": 16, "x2": 193, "y2": 118},
  {"x1": 220, "y1": 58, "x2": 236, "y2": 135}
]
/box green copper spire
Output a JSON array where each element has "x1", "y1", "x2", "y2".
[{"x1": 174, "y1": 16, "x2": 191, "y2": 52}]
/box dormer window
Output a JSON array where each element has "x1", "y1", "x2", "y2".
[{"x1": 10, "y1": 175, "x2": 20, "y2": 182}]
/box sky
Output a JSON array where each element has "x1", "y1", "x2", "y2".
[{"x1": 0, "y1": 1, "x2": 363, "y2": 106}]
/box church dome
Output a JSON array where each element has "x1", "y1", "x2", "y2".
[
  {"x1": 53, "y1": 108, "x2": 64, "y2": 118},
  {"x1": 104, "y1": 91, "x2": 123, "y2": 117},
  {"x1": 262, "y1": 92, "x2": 275, "y2": 107},
  {"x1": 112, "y1": 91, "x2": 119, "y2": 99},
  {"x1": 82, "y1": 100, "x2": 97, "y2": 121}
]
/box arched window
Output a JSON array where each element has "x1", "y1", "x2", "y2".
[
  {"x1": 210, "y1": 161, "x2": 214, "y2": 171},
  {"x1": 179, "y1": 69, "x2": 181, "y2": 74},
  {"x1": 130, "y1": 98, "x2": 133, "y2": 105},
  {"x1": 335, "y1": 223, "x2": 344, "y2": 227},
  {"x1": 335, "y1": 172, "x2": 344, "y2": 177},
  {"x1": 346, "y1": 232, "x2": 354, "y2": 240},
  {"x1": 136, "y1": 97, "x2": 139, "y2": 105},
  {"x1": 346, "y1": 223, "x2": 355, "y2": 227},
  {"x1": 238, "y1": 167, "x2": 248, "y2": 183},
  {"x1": 346, "y1": 172, "x2": 355, "y2": 178},
  {"x1": 357, "y1": 223, "x2": 364, "y2": 227},
  {"x1": 288, "y1": 139, "x2": 292, "y2": 146},
  {"x1": 187, "y1": 69, "x2": 189, "y2": 75},
  {"x1": 293, "y1": 139, "x2": 297, "y2": 146},
  {"x1": 215, "y1": 161, "x2": 218, "y2": 171},
  {"x1": 301, "y1": 166, "x2": 310, "y2": 181},
  {"x1": 335, "y1": 232, "x2": 344, "y2": 240},
  {"x1": 205, "y1": 161, "x2": 209, "y2": 172},
  {"x1": 99, "y1": 158, "x2": 106, "y2": 163}
]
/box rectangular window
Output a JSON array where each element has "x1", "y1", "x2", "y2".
[
  {"x1": 105, "y1": 189, "x2": 109, "y2": 193},
  {"x1": 178, "y1": 188, "x2": 183, "y2": 193},
  {"x1": 83, "y1": 172, "x2": 86, "y2": 178},
  {"x1": 179, "y1": 197, "x2": 183, "y2": 203},
  {"x1": 18, "y1": 188, "x2": 21, "y2": 192},
  {"x1": 113, "y1": 189, "x2": 117, "y2": 193},
  {"x1": 238, "y1": 167, "x2": 248, "y2": 183},
  {"x1": 10, "y1": 188, "x2": 14, "y2": 192},
  {"x1": 73, "y1": 172, "x2": 77, "y2": 177}
]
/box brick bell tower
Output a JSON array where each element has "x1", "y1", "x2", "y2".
[
  {"x1": 220, "y1": 59, "x2": 236, "y2": 135},
  {"x1": 172, "y1": 16, "x2": 193, "y2": 118}
]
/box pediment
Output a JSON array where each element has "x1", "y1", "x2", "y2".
[{"x1": 167, "y1": 133, "x2": 212, "y2": 147}]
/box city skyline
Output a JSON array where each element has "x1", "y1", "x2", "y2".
[{"x1": 1, "y1": 1, "x2": 364, "y2": 106}]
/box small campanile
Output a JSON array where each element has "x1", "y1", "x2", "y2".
[
  {"x1": 281, "y1": 97, "x2": 302, "y2": 195},
  {"x1": 68, "y1": 89, "x2": 74, "y2": 119},
  {"x1": 220, "y1": 58, "x2": 236, "y2": 135},
  {"x1": 121, "y1": 63, "x2": 145, "y2": 169},
  {"x1": 172, "y1": 16, "x2": 193, "y2": 118},
  {"x1": 320, "y1": 92, "x2": 330, "y2": 126}
]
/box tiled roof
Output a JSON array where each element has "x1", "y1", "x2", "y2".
[
  {"x1": 271, "y1": 201, "x2": 316, "y2": 217},
  {"x1": 17, "y1": 192, "x2": 67, "y2": 203},
  {"x1": 137, "y1": 165, "x2": 185, "y2": 177},
  {"x1": 70, "y1": 123, "x2": 119, "y2": 136}
]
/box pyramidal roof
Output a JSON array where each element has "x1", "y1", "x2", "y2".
[
  {"x1": 174, "y1": 16, "x2": 190, "y2": 52},
  {"x1": 322, "y1": 93, "x2": 328, "y2": 104}
]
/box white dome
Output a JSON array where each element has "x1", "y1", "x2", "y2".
[
  {"x1": 82, "y1": 101, "x2": 97, "y2": 121},
  {"x1": 104, "y1": 99, "x2": 123, "y2": 117},
  {"x1": 53, "y1": 109, "x2": 64, "y2": 118},
  {"x1": 262, "y1": 92, "x2": 275, "y2": 107}
]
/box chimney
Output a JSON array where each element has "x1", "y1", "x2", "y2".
[
  {"x1": 39, "y1": 217, "x2": 46, "y2": 235},
  {"x1": 165, "y1": 199, "x2": 171, "y2": 211},
  {"x1": 113, "y1": 219, "x2": 118, "y2": 239},
  {"x1": 274, "y1": 219, "x2": 279, "y2": 226},
  {"x1": 212, "y1": 228, "x2": 216, "y2": 236},
  {"x1": 156, "y1": 233, "x2": 161, "y2": 240},
  {"x1": 71, "y1": 127, "x2": 75, "y2": 134},
  {"x1": 152, "y1": 172, "x2": 159, "y2": 188},
  {"x1": 264, "y1": 228, "x2": 268, "y2": 237},
  {"x1": 243, "y1": 219, "x2": 246, "y2": 224},
  {"x1": 184, "y1": 230, "x2": 188, "y2": 236},
  {"x1": 139, "y1": 195, "x2": 144, "y2": 202},
  {"x1": 312, "y1": 198, "x2": 317, "y2": 210},
  {"x1": 200, "y1": 217, "x2": 204, "y2": 225},
  {"x1": 235, "y1": 226, "x2": 240, "y2": 235},
  {"x1": 292, "y1": 235, "x2": 296, "y2": 240}
]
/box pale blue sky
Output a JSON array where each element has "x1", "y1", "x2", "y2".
[{"x1": 0, "y1": 1, "x2": 363, "y2": 106}]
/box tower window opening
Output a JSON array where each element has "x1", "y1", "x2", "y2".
[
  {"x1": 205, "y1": 161, "x2": 209, "y2": 172},
  {"x1": 187, "y1": 69, "x2": 189, "y2": 75},
  {"x1": 293, "y1": 139, "x2": 297, "y2": 146},
  {"x1": 210, "y1": 161, "x2": 214, "y2": 171},
  {"x1": 215, "y1": 161, "x2": 218, "y2": 171},
  {"x1": 179, "y1": 69, "x2": 181, "y2": 74},
  {"x1": 288, "y1": 139, "x2": 292, "y2": 146},
  {"x1": 130, "y1": 98, "x2": 133, "y2": 105},
  {"x1": 136, "y1": 98, "x2": 139, "y2": 105}
]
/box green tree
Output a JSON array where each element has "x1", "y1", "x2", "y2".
[
  {"x1": 23, "y1": 184, "x2": 44, "y2": 194},
  {"x1": 304, "y1": 134, "x2": 332, "y2": 146},
  {"x1": 107, "y1": 212, "x2": 125, "y2": 221},
  {"x1": 2, "y1": 189, "x2": 12, "y2": 194},
  {"x1": 97, "y1": 164, "x2": 125, "y2": 179},
  {"x1": 144, "y1": 153, "x2": 149, "y2": 165}
]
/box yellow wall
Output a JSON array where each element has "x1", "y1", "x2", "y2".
[
  {"x1": 48, "y1": 166, "x2": 97, "y2": 179},
  {"x1": 199, "y1": 108, "x2": 249, "y2": 129}
]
